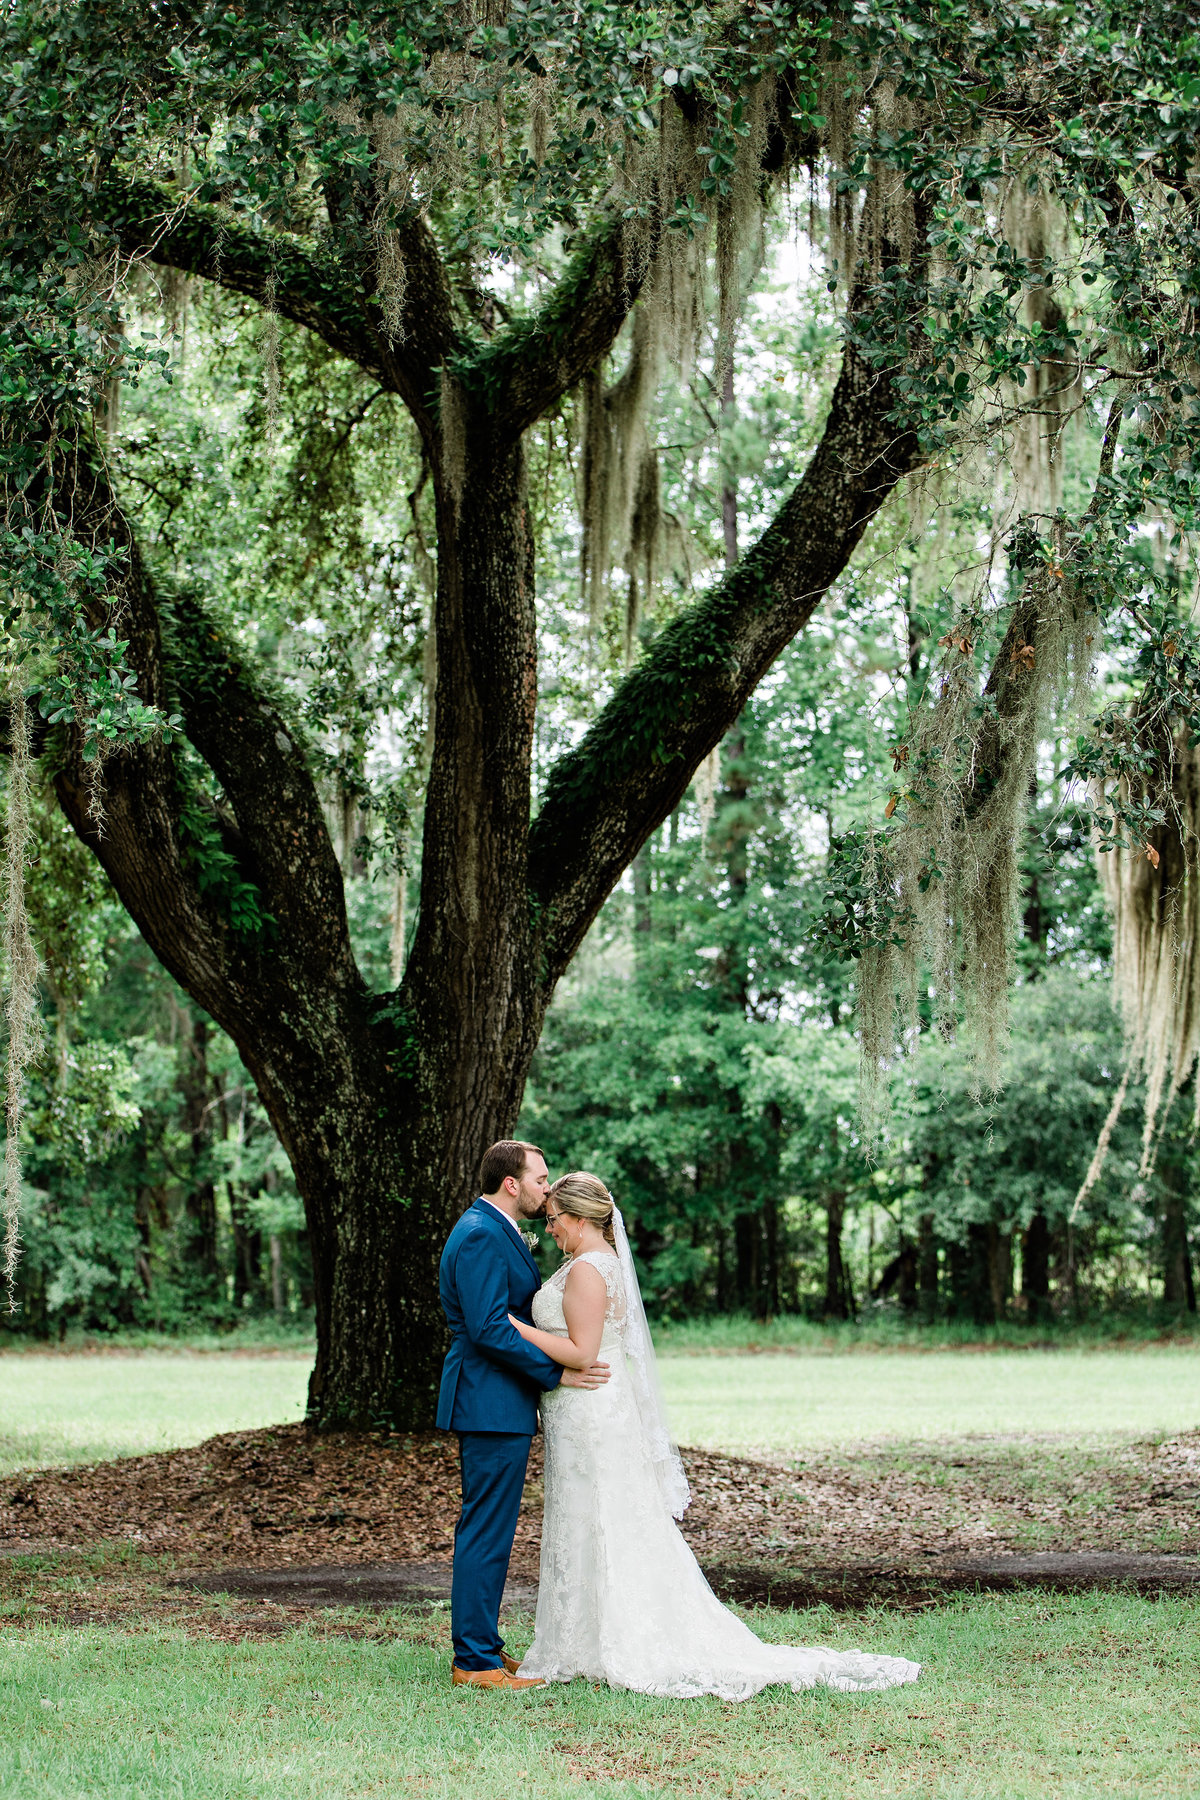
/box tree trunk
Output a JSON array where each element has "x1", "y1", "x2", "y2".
[
  {"x1": 948, "y1": 1225, "x2": 994, "y2": 1325},
  {"x1": 762, "y1": 1100, "x2": 783, "y2": 1317},
  {"x1": 301, "y1": 427, "x2": 552, "y2": 1428},
  {"x1": 918, "y1": 1214, "x2": 938, "y2": 1322},
  {"x1": 1023, "y1": 1210, "x2": 1051, "y2": 1322},
  {"x1": 988, "y1": 1225, "x2": 1012, "y2": 1322},
  {"x1": 874, "y1": 1237, "x2": 918, "y2": 1310},
  {"x1": 1162, "y1": 1177, "x2": 1197, "y2": 1313},
  {"x1": 896, "y1": 1237, "x2": 917, "y2": 1312},
  {"x1": 269, "y1": 1234, "x2": 285, "y2": 1317},
  {"x1": 823, "y1": 1190, "x2": 854, "y2": 1320},
  {"x1": 763, "y1": 1197, "x2": 780, "y2": 1318},
  {"x1": 720, "y1": 358, "x2": 739, "y2": 569},
  {"x1": 178, "y1": 1011, "x2": 219, "y2": 1286},
  {"x1": 733, "y1": 1209, "x2": 760, "y2": 1314},
  {"x1": 1063, "y1": 1219, "x2": 1082, "y2": 1317},
  {"x1": 716, "y1": 730, "x2": 757, "y2": 1313},
  {"x1": 229, "y1": 1189, "x2": 261, "y2": 1311},
  {"x1": 632, "y1": 842, "x2": 652, "y2": 940},
  {"x1": 1022, "y1": 778, "x2": 1045, "y2": 973},
  {"x1": 133, "y1": 1184, "x2": 156, "y2": 1321},
  {"x1": 296, "y1": 1226, "x2": 315, "y2": 1312}
]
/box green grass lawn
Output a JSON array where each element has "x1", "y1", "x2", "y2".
[
  {"x1": 2, "y1": 1590, "x2": 1198, "y2": 1799},
  {"x1": 4, "y1": 1342, "x2": 1200, "y2": 1476},
  {"x1": 0, "y1": 1352, "x2": 310, "y2": 1477},
  {"x1": 660, "y1": 1344, "x2": 1200, "y2": 1455},
  {"x1": 653, "y1": 1310, "x2": 1200, "y2": 1353},
  {"x1": 4, "y1": 1347, "x2": 1200, "y2": 1797}
]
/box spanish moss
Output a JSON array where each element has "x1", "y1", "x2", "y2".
[{"x1": 2, "y1": 685, "x2": 40, "y2": 1307}]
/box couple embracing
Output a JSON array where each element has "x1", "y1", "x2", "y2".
[{"x1": 437, "y1": 1139, "x2": 920, "y2": 1700}]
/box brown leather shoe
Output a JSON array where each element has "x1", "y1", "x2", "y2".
[
  {"x1": 501, "y1": 1669, "x2": 545, "y2": 1689},
  {"x1": 500, "y1": 1652, "x2": 522, "y2": 1675},
  {"x1": 451, "y1": 1665, "x2": 545, "y2": 1690}
]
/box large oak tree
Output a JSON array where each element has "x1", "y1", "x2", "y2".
[{"x1": 6, "y1": 1, "x2": 1199, "y2": 1422}]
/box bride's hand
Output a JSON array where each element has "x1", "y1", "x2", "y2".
[
  {"x1": 560, "y1": 1361, "x2": 610, "y2": 1389},
  {"x1": 508, "y1": 1311, "x2": 533, "y2": 1339}
]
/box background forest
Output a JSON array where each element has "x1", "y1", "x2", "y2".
[{"x1": 5, "y1": 231, "x2": 1193, "y2": 1344}]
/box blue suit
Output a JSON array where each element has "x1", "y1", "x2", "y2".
[{"x1": 438, "y1": 1199, "x2": 562, "y2": 1670}]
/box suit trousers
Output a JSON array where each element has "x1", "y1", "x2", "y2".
[{"x1": 451, "y1": 1431, "x2": 532, "y2": 1670}]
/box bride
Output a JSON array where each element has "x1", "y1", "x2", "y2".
[{"x1": 508, "y1": 1172, "x2": 920, "y2": 1701}]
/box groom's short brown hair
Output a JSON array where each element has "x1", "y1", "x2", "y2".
[{"x1": 480, "y1": 1139, "x2": 543, "y2": 1195}]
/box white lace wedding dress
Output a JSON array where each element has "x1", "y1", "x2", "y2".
[{"x1": 519, "y1": 1249, "x2": 920, "y2": 1700}]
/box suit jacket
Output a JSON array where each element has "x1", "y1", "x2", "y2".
[{"x1": 436, "y1": 1198, "x2": 563, "y2": 1433}]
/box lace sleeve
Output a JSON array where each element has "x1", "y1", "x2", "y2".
[{"x1": 570, "y1": 1251, "x2": 625, "y2": 1322}]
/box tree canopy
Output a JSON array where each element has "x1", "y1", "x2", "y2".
[{"x1": 3, "y1": 0, "x2": 1200, "y2": 1412}]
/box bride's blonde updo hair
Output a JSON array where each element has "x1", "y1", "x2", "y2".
[{"x1": 548, "y1": 1172, "x2": 616, "y2": 1246}]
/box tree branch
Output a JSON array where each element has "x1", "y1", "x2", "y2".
[
  {"x1": 39, "y1": 446, "x2": 253, "y2": 1012},
  {"x1": 163, "y1": 590, "x2": 361, "y2": 991},
  {"x1": 465, "y1": 211, "x2": 659, "y2": 438},
  {"x1": 459, "y1": 74, "x2": 820, "y2": 433},
  {"x1": 100, "y1": 175, "x2": 460, "y2": 448},
  {"x1": 528, "y1": 343, "x2": 922, "y2": 979},
  {"x1": 41, "y1": 443, "x2": 359, "y2": 1029}
]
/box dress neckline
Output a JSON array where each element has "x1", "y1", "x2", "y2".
[{"x1": 556, "y1": 1247, "x2": 618, "y2": 1275}]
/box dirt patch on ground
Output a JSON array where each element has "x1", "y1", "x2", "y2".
[
  {"x1": 705, "y1": 1551, "x2": 1200, "y2": 1612},
  {"x1": 180, "y1": 1561, "x2": 536, "y2": 1607},
  {"x1": 180, "y1": 1548, "x2": 1200, "y2": 1620},
  {"x1": 3, "y1": 1423, "x2": 1200, "y2": 1625}
]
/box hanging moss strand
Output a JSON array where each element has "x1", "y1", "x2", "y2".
[{"x1": 2, "y1": 686, "x2": 41, "y2": 1308}]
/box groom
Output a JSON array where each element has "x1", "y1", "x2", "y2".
[{"x1": 437, "y1": 1139, "x2": 609, "y2": 1689}]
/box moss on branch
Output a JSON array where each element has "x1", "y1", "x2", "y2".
[
  {"x1": 100, "y1": 177, "x2": 459, "y2": 440},
  {"x1": 103, "y1": 178, "x2": 382, "y2": 365},
  {"x1": 458, "y1": 211, "x2": 656, "y2": 435},
  {"x1": 528, "y1": 342, "x2": 921, "y2": 976}
]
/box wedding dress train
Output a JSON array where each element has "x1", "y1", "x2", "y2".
[{"x1": 520, "y1": 1249, "x2": 920, "y2": 1700}]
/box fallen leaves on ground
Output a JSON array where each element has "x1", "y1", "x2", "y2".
[
  {"x1": 1, "y1": 1425, "x2": 467, "y2": 1571},
  {"x1": 3, "y1": 1424, "x2": 1200, "y2": 1587}
]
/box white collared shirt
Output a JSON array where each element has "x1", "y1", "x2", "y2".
[{"x1": 482, "y1": 1197, "x2": 525, "y2": 1238}]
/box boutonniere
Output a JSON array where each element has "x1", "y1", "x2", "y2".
[{"x1": 521, "y1": 1229, "x2": 540, "y2": 1251}]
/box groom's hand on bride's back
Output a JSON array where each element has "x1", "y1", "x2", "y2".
[{"x1": 560, "y1": 1362, "x2": 610, "y2": 1389}]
